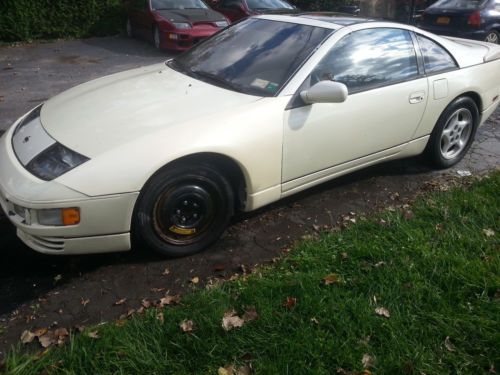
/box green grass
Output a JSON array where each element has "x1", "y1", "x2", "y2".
[{"x1": 5, "y1": 174, "x2": 500, "y2": 375}]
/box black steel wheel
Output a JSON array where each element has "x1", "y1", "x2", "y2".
[
  {"x1": 134, "y1": 163, "x2": 234, "y2": 257},
  {"x1": 424, "y1": 96, "x2": 479, "y2": 169}
]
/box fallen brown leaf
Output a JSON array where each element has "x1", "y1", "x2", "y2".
[
  {"x1": 242, "y1": 306, "x2": 259, "y2": 322},
  {"x1": 191, "y1": 276, "x2": 200, "y2": 284},
  {"x1": 283, "y1": 297, "x2": 297, "y2": 310},
  {"x1": 162, "y1": 267, "x2": 170, "y2": 275},
  {"x1": 20, "y1": 330, "x2": 35, "y2": 344},
  {"x1": 375, "y1": 307, "x2": 390, "y2": 318},
  {"x1": 114, "y1": 298, "x2": 127, "y2": 306},
  {"x1": 80, "y1": 298, "x2": 90, "y2": 307},
  {"x1": 218, "y1": 365, "x2": 251, "y2": 375},
  {"x1": 340, "y1": 252, "x2": 349, "y2": 260},
  {"x1": 218, "y1": 366, "x2": 234, "y2": 375},
  {"x1": 54, "y1": 328, "x2": 68, "y2": 338},
  {"x1": 323, "y1": 273, "x2": 341, "y2": 285},
  {"x1": 87, "y1": 331, "x2": 99, "y2": 339},
  {"x1": 362, "y1": 354, "x2": 375, "y2": 369},
  {"x1": 74, "y1": 325, "x2": 85, "y2": 333},
  {"x1": 38, "y1": 333, "x2": 55, "y2": 348},
  {"x1": 141, "y1": 299, "x2": 152, "y2": 308},
  {"x1": 159, "y1": 294, "x2": 181, "y2": 307},
  {"x1": 33, "y1": 328, "x2": 48, "y2": 337},
  {"x1": 483, "y1": 228, "x2": 495, "y2": 237},
  {"x1": 403, "y1": 210, "x2": 414, "y2": 220},
  {"x1": 222, "y1": 310, "x2": 245, "y2": 331},
  {"x1": 180, "y1": 319, "x2": 195, "y2": 333},
  {"x1": 156, "y1": 311, "x2": 164, "y2": 324},
  {"x1": 444, "y1": 336, "x2": 455, "y2": 352},
  {"x1": 236, "y1": 365, "x2": 252, "y2": 375},
  {"x1": 150, "y1": 287, "x2": 165, "y2": 293}
]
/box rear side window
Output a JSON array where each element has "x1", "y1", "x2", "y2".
[
  {"x1": 310, "y1": 28, "x2": 419, "y2": 93},
  {"x1": 416, "y1": 35, "x2": 457, "y2": 74}
]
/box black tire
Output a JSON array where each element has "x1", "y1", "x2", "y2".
[
  {"x1": 153, "y1": 25, "x2": 161, "y2": 50},
  {"x1": 484, "y1": 30, "x2": 499, "y2": 44},
  {"x1": 134, "y1": 163, "x2": 234, "y2": 257},
  {"x1": 424, "y1": 96, "x2": 479, "y2": 169}
]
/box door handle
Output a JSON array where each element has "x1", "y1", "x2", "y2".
[{"x1": 409, "y1": 91, "x2": 425, "y2": 104}]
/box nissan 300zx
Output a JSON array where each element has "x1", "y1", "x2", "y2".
[{"x1": 1, "y1": 14, "x2": 499, "y2": 257}]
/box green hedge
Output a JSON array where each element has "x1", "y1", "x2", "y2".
[
  {"x1": 0, "y1": 0, "x2": 349, "y2": 42},
  {"x1": 0, "y1": 0, "x2": 125, "y2": 42}
]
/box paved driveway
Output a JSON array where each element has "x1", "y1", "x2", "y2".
[{"x1": 0, "y1": 36, "x2": 498, "y2": 359}]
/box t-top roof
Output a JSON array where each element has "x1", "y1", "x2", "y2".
[{"x1": 296, "y1": 12, "x2": 376, "y2": 26}]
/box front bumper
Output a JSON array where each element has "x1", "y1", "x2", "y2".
[
  {"x1": 0, "y1": 125, "x2": 139, "y2": 255},
  {"x1": 160, "y1": 25, "x2": 220, "y2": 51}
]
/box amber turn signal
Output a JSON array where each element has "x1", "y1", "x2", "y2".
[{"x1": 62, "y1": 208, "x2": 80, "y2": 226}]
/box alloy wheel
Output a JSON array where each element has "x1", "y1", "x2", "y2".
[{"x1": 439, "y1": 108, "x2": 473, "y2": 160}]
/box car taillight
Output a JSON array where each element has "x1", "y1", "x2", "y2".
[{"x1": 468, "y1": 11, "x2": 481, "y2": 27}]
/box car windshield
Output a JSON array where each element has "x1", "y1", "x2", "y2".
[
  {"x1": 169, "y1": 18, "x2": 332, "y2": 97},
  {"x1": 430, "y1": 0, "x2": 488, "y2": 9},
  {"x1": 246, "y1": 0, "x2": 294, "y2": 10},
  {"x1": 152, "y1": 0, "x2": 208, "y2": 10}
]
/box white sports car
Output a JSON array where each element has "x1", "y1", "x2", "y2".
[{"x1": 1, "y1": 14, "x2": 499, "y2": 257}]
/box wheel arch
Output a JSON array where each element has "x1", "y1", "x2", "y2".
[
  {"x1": 459, "y1": 91, "x2": 482, "y2": 113},
  {"x1": 141, "y1": 152, "x2": 249, "y2": 212}
]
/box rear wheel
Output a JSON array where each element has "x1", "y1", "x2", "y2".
[
  {"x1": 424, "y1": 96, "x2": 479, "y2": 169},
  {"x1": 484, "y1": 30, "x2": 499, "y2": 44},
  {"x1": 134, "y1": 164, "x2": 234, "y2": 257}
]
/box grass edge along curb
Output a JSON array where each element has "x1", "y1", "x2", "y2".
[{"x1": 5, "y1": 172, "x2": 499, "y2": 374}]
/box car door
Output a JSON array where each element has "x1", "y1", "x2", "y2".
[{"x1": 282, "y1": 28, "x2": 428, "y2": 191}]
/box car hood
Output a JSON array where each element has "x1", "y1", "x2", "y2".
[
  {"x1": 40, "y1": 63, "x2": 260, "y2": 157},
  {"x1": 155, "y1": 8, "x2": 225, "y2": 23}
]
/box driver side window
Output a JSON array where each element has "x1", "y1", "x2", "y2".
[{"x1": 308, "y1": 28, "x2": 419, "y2": 94}]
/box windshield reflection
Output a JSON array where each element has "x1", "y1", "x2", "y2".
[{"x1": 171, "y1": 19, "x2": 332, "y2": 96}]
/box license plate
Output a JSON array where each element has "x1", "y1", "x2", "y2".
[{"x1": 436, "y1": 16, "x2": 450, "y2": 25}]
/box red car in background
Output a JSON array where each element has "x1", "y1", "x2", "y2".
[
  {"x1": 212, "y1": 0, "x2": 297, "y2": 23},
  {"x1": 126, "y1": 0, "x2": 229, "y2": 51}
]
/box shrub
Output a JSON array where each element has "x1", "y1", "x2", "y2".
[{"x1": 0, "y1": 0, "x2": 125, "y2": 42}]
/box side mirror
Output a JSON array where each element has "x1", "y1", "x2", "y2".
[{"x1": 300, "y1": 81, "x2": 348, "y2": 104}]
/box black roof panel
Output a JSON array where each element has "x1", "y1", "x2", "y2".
[{"x1": 296, "y1": 12, "x2": 375, "y2": 26}]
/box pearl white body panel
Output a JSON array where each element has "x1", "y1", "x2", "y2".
[{"x1": 0, "y1": 15, "x2": 499, "y2": 254}]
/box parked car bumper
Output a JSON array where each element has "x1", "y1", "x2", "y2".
[
  {"x1": 419, "y1": 25, "x2": 488, "y2": 41},
  {"x1": 160, "y1": 26, "x2": 221, "y2": 51},
  {"x1": 0, "y1": 125, "x2": 138, "y2": 255}
]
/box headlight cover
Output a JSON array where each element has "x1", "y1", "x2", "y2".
[
  {"x1": 14, "y1": 104, "x2": 42, "y2": 136},
  {"x1": 215, "y1": 20, "x2": 229, "y2": 28},
  {"x1": 172, "y1": 22, "x2": 191, "y2": 29},
  {"x1": 12, "y1": 105, "x2": 90, "y2": 181},
  {"x1": 25, "y1": 143, "x2": 89, "y2": 181}
]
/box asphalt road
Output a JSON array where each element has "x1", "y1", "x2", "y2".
[{"x1": 0, "y1": 36, "x2": 498, "y2": 359}]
